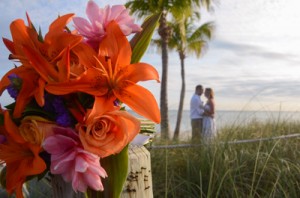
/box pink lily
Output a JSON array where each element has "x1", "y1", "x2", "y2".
[
  {"x1": 43, "y1": 126, "x2": 107, "y2": 192},
  {"x1": 73, "y1": 0, "x2": 141, "y2": 49}
]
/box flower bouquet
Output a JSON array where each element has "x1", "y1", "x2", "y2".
[{"x1": 0, "y1": 1, "x2": 160, "y2": 197}]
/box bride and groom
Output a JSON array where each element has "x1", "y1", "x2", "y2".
[{"x1": 190, "y1": 84, "x2": 216, "y2": 141}]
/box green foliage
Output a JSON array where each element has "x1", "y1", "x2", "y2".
[
  {"x1": 23, "y1": 103, "x2": 56, "y2": 121},
  {"x1": 87, "y1": 146, "x2": 129, "y2": 198},
  {"x1": 0, "y1": 114, "x2": 4, "y2": 126},
  {"x1": 0, "y1": 166, "x2": 6, "y2": 189},
  {"x1": 151, "y1": 120, "x2": 300, "y2": 197},
  {"x1": 167, "y1": 18, "x2": 214, "y2": 58},
  {"x1": 130, "y1": 13, "x2": 161, "y2": 64},
  {"x1": 139, "y1": 119, "x2": 156, "y2": 134}
]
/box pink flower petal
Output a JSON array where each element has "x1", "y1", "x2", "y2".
[
  {"x1": 119, "y1": 25, "x2": 132, "y2": 35},
  {"x1": 43, "y1": 135, "x2": 77, "y2": 154},
  {"x1": 73, "y1": 1, "x2": 141, "y2": 50},
  {"x1": 72, "y1": 173, "x2": 88, "y2": 192},
  {"x1": 83, "y1": 170, "x2": 104, "y2": 191},
  {"x1": 86, "y1": 0, "x2": 102, "y2": 23},
  {"x1": 75, "y1": 155, "x2": 88, "y2": 172},
  {"x1": 44, "y1": 127, "x2": 107, "y2": 192},
  {"x1": 73, "y1": 17, "x2": 94, "y2": 37},
  {"x1": 51, "y1": 151, "x2": 76, "y2": 173},
  {"x1": 109, "y1": 5, "x2": 126, "y2": 19},
  {"x1": 61, "y1": 168, "x2": 75, "y2": 182}
]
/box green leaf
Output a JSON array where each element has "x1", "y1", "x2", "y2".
[
  {"x1": 4, "y1": 102, "x2": 16, "y2": 110},
  {"x1": 0, "y1": 166, "x2": 6, "y2": 188},
  {"x1": 38, "y1": 26, "x2": 44, "y2": 42},
  {"x1": 23, "y1": 103, "x2": 56, "y2": 121},
  {"x1": 130, "y1": 12, "x2": 161, "y2": 63},
  {"x1": 0, "y1": 114, "x2": 4, "y2": 126},
  {"x1": 87, "y1": 145, "x2": 129, "y2": 198}
]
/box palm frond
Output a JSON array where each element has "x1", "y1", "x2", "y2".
[
  {"x1": 198, "y1": 0, "x2": 215, "y2": 11},
  {"x1": 170, "y1": 0, "x2": 195, "y2": 22},
  {"x1": 188, "y1": 22, "x2": 214, "y2": 43},
  {"x1": 125, "y1": 0, "x2": 156, "y2": 17},
  {"x1": 187, "y1": 40, "x2": 207, "y2": 58},
  {"x1": 151, "y1": 38, "x2": 161, "y2": 48},
  {"x1": 127, "y1": 0, "x2": 214, "y2": 59},
  {"x1": 166, "y1": 18, "x2": 214, "y2": 59}
]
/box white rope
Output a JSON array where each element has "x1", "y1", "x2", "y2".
[{"x1": 149, "y1": 133, "x2": 300, "y2": 149}]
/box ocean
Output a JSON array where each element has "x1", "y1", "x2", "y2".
[{"x1": 131, "y1": 110, "x2": 300, "y2": 138}]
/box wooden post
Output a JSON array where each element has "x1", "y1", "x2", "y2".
[{"x1": 121, "y1": 145, "x2": 153, "y2": 198}]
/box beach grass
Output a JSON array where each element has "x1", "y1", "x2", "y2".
[{"x1": 150, "y1": 119, "x2": 300, "y2": 197}]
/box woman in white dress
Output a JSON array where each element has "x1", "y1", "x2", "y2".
[{"x1": 202, "y1": 88, "x2": 216, "y2": 138}]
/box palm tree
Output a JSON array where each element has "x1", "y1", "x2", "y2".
[
  {"x1": 126, "y1": 0, "x2": 213, "y2": 139},
  {"x1": 169, "y1": 17, "x2": 214, "y2": 141}
]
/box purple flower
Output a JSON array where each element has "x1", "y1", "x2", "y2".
[
  {"x1": 44, "y1": 93, "x2": 73, "y2": 127},
  {"x1": 0, "y1": 135, "x2": 6, "y2": 144},
  {"x1": 7, "y1": 74, "x2": 22, "y2": 99},
  {"x1": 56, "y1": 113, "x2": 72, "y2": 127},
  {"x1": 113, "y1": 99, "x2": 121, "y2": 107}
]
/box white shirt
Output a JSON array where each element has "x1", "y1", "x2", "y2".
[{"x1": 190, "y1": 94, "x2": 204, "y2": 119}]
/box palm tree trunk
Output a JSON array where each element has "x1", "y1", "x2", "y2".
[
  {"x1": 173, "y1": 52, "x2": 185, "y2": 141},
  {"x1": 158, "y1": 10, "x2": 170, "y2": 140}
]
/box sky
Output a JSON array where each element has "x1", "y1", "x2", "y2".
[{"x1": 0, "y1": 0, "x2": 300, "y2": 112}]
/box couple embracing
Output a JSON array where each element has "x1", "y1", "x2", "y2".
[{"x1": 190, "y1": 85, "x2": 216, "y2": 141}]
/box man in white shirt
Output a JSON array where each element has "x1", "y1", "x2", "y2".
[{"x1": 190, "y1": 85, "x2": 204, "y2": 141}]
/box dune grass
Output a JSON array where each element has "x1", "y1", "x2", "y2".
[{"x1": 150, "y1": 119, "x2": 300, "y2": 198}]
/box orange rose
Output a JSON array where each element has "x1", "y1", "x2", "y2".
[
  {"x1": 19, "y1": 116, "x2": 55, "y2": 145},
  {"x1": 78, "y1": 109, "x2": 140, "y2": 158}
]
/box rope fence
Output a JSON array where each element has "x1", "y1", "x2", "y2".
[{"x1": 148, "y1": 133, "x2": 300, "y2": 149}]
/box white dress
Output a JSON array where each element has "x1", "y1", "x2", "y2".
[{"x1": 202, "y1": 103, "x2": 216, "y2": 138}]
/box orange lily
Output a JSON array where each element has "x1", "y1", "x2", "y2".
[
  {"x1": 0, "y1": 111, "x2": 46, "y2": 197},
  {"x1": 0, "y1": 14, "x2": 82, "y2": 117},
  {"x1": 21, "y1": 14, "x2": 83, "y2": 82},
  {"x1": 0, "y1": 66, "x2": 44, "y2": 118},
  {"x1": 46, "y1": 21, "x2": 161, "y2": 123}
]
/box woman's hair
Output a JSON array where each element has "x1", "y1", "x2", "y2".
[{"x1": 205, "y1": 88, "x2": 214, "y2": 99}]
